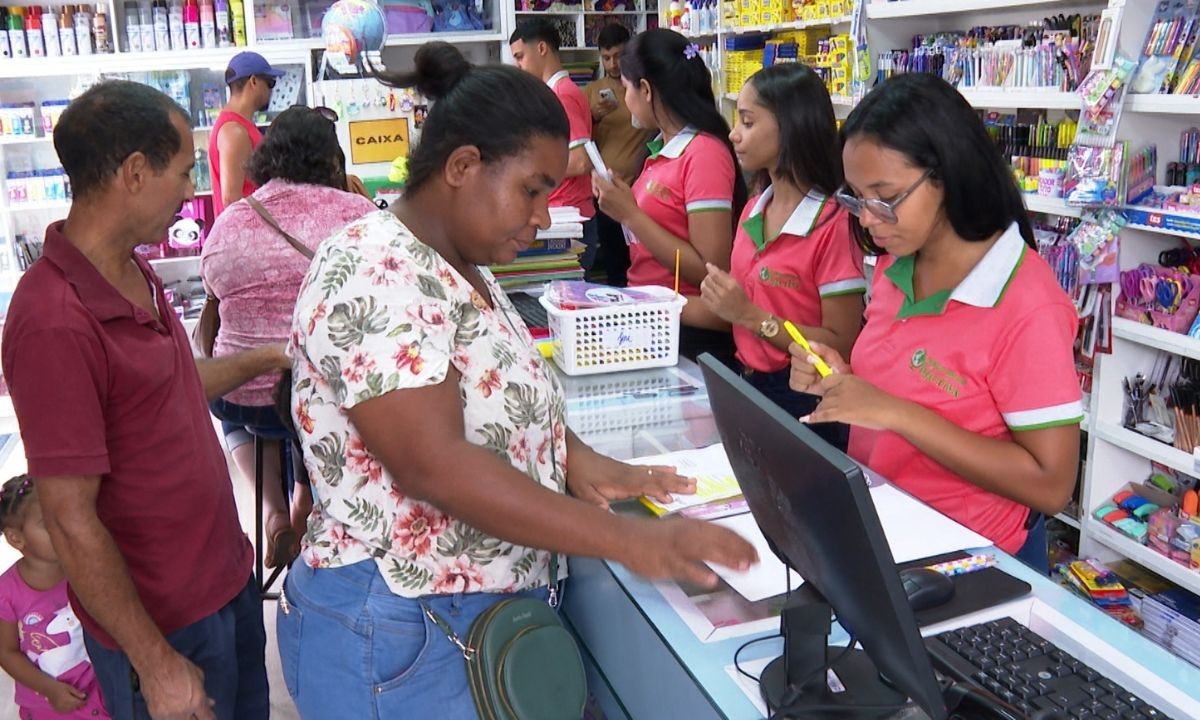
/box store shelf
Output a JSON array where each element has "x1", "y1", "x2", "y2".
[
  {"x1": 1113, "y1": 317, "x2": 1200, "y2": 361},
  {"x1": 1086, "y1": 518, "x2": 1200, "y2": 597},
  {"x1": 1092, "y1": 421, "x2": 1198, "y2": 476},
  {"x1": 866, "y1": 0, "x2": 1082, "y2": 20},
  {"x1": 1054, "y1": 512, "x2": 1081, "y2": 531},
  {"x1": 1023, "y1": 194, "x2": 1082, "y2": 218},
  {"x1": 0, "y1": 136, "x2": 55, "y2": 147},
  {"x1": 957, "y1": 87, "x2": 1079, "y2": 110},
  {"x1": 2, "y1": 200, "x2": 71, "y2": 214},
  {"x1": 1127, "y1": 94, "x2": 1200, "y2": 115},
  {"x1": 1123, "y1": 213, "x2": 1200, "y2": 242},
  {"x1": 0, "y1": 30, "x2": 505, "y2": 78},
  {"x1": 725, "y1": 14, "x2": 854, "y2": 34}
]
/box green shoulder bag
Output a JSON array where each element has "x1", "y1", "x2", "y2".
[{"x1": 423, "y1": 556, "x2": 587, "y2": 720}]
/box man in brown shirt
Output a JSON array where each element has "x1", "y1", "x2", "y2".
[{"x1": 584, "y1": 24, "x2": 652, "y2": 286}]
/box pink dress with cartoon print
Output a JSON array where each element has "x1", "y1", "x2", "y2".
[{"x1": 0, "y1": 564, "x2": 109, "y2": 719}]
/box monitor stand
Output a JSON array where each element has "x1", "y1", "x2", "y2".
[{"x1": 761, "y1": 584, "x2": 909, "y2": 719}]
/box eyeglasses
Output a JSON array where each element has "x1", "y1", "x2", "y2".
[
  {"x1": 257, "y1": 75, "x2": 277, "y2": 90},
  {"x1": 834, "y1": 169, "x2": 934, "y2": 224},
  {"x1": 288, "y1": 104, "x2": 339, "y2": 123}
]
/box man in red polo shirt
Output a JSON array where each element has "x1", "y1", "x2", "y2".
[
  {"x1": 509, "y1": 19, "x2": 599, "y2": 270},
  {"x1": 2, "y1": 81, "x2": 287, "y2": 720}
]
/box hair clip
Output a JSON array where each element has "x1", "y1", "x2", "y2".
[{"x1": 684, "y1": 43, "x2": 700, "y2": 61}]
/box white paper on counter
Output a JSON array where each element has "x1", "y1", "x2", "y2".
[
  {"x1": 707, "y1": 513, "x2": 805, "y2": 602},
  {"x1": 705, "y1": 484, "x2": 990, "y2": 602}
]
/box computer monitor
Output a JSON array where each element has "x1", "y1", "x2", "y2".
[{"x1": 699, "y1": 355, "x2": 948, "y2": 719}]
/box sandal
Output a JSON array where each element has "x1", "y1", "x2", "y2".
[{"x1": 265, "y1": 526, "x2": 300, "y2": 569}]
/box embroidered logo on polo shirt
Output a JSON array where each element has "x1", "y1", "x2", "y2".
[
  {"x1": 644, "y1": 180, "x2": 672, "y2": 202},
  {"x1": 910, "y1": 348, "x2": 966, "y2": 398},
  {"x1": 758, "y1": 267, "x2": 801, "y2": 290}
]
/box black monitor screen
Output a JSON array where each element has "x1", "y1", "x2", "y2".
[{"x1": 700, "y1": 356, "x2": 947, "y2": 719}]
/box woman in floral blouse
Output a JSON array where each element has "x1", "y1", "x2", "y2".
[{"x1": 279, "y1": 42, "x2": 757, "y2": 717}]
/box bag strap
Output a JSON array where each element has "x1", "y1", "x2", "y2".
[
  {"x1": 245, "y1": 196, "x2": 315, "y2": 260},
  {"x1": 422, "y1": 604, "x2": 478, "y2": 661}
]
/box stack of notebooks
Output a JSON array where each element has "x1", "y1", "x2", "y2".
[
  {"x1": 1110, "y1": 560, "x2": 1200, "y2": 669},
  {"x1": 490, "y1": 207, "x2": 586, "y2": 290}
]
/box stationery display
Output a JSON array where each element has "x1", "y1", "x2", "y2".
[{"x1": 1131, "y1": 0, "x2": 1200, "y2": 96}]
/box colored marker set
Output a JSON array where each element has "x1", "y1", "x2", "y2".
[
  {"x1": 926, "y1": 554, "x2": 996, "y2": 578},
  {"x1": 1131, "y1": 0, "x2": 1200, "y2": 96}
]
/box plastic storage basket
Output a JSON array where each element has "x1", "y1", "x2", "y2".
[{"x1": 539, "y1": 286, "x2": 686, "y2": 376}]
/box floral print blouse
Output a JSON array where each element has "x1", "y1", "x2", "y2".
[{"x1": 289, "y1": 211, "x2": 568, "y2": 597}]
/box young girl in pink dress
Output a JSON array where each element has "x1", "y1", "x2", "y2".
[{"x1": 0, "y1": 475, "x2": 109, "y2": 719}]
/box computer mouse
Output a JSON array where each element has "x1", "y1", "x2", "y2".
[{"x1": 900, "y1": 567, "x2": 955, "y2": 611}]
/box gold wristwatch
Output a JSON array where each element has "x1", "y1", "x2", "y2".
[{"x1": 757, "y1": 315, "x2": 780, "y2": 339}]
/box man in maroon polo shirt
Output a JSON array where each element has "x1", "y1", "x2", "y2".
[{"x1": 1, "y1": 81, "x2": 285, "y2": 720}]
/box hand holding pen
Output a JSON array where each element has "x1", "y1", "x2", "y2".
[{"x1": 786, "y1": 335, "x2": 846, "y2": 395}]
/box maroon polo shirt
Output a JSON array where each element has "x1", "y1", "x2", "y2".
[{"x1": 1, "y1": 221, "x2": 252, "y2": 649}]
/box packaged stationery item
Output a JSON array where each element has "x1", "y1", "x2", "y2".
[
  {"x1": 1065, "y1": 142, "x2": 1126, "y2": 207},
  {"x1": 1068, "y1": 209, "x2": 1125, "y2": 284},
  {"x1": 546, "y1": 281, "x2": 668, "y2": 310},
  {"x1": 1132, "y1": 0, "x2": 1200, "y2": 95}
]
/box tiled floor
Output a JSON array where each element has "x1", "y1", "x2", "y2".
[{"x1": 0, "y1": 427, "x2": 301, "y2": 720}]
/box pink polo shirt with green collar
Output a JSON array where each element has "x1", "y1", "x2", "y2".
[
  {"x1": 849, "y1": 222, "x2": 1083, "y2": 554},
  {"x1": 626, "y1": 127, "x2": 735, "y2": 295},
  {"x1": 731, "y1": 186, "x2": 865, "y2": 373},
  {"x1": 547, "y1": 69, "x2": 595, "y2": 220}
]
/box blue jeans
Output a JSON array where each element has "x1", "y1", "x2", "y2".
[
  {"x1": 84, "y1": 574, "x2": 268, "y2": 720},
  {"x1": 580, "y1": 216, "x2": 600, "y2": 272},
  {"x1": 743, "y1": 366, "x2": 849, "y2": 452},
  {"x1": 277, "y1": 559, "x2": 552, "y2": 719},
  {"x1": 209, "y1": 396, "x2": 307, "y2": 490}
]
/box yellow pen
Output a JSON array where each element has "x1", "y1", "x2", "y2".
[{"x1": 783, "y1": 320, "x2": 832, "y2": 378}]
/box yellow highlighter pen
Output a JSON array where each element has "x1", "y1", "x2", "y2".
[{"x1": 783, "y1": 320, "x2": 833, "y2": 378}]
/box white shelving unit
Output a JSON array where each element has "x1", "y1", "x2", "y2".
[
  {"x1": 514, "y1": 2, "x2": 658, "y2": 50},
  {"x1": 866, "y1": 0, "x2": 1085, "y2": 20},
  {"x1": 956, "y1": 88, "x2": 1080, "y2": 110},
  {"x1": 1024, "y1": 194, "x2": 1083, "y2": 218},
  {"x1": 0, "y1": 0, "x2": 517, "y2": 273}
]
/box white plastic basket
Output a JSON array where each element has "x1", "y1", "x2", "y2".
[{"x1": 539, "y1": 286, "x2": 687, "y2": 376}]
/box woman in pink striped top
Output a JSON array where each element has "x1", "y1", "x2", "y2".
[{"x1": 201, "y1": 107, "x2": 377, "y2": 569}]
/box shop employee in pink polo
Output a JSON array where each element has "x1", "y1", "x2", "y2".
[
  {"x1": 700, "y1": 64, "x2": 865, "y2": 452},
  {"x1": 789, "y1": 74, "x2": 1082, "y2": 573},
  {"x1": 510, "y1": 20, "x2": 599, "y2": 268},
  {"x1": 594, "y1": 29, "x2": 747, "y2": 364}
]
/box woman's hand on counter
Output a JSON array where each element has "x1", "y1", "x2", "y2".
[
  {"x1": 567, "y1": 455, "x2": 694, "y2": 511},
  {"x1": 619, "y1": 516, "x2": 758, "y2": 588}
]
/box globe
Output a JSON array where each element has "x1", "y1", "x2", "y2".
[{"x1": 322, "y1": 0, "x2": 388, "y2": 64}]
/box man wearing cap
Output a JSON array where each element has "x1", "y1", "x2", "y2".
[{"x1": 209, "y1": 51, "x2": 283, "y2": 216}]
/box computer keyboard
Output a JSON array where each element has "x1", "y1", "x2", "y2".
[
  {"x1": 927, "y1": 618, "x2": 1172, "y2": 719},
  {"x1": 507, "y1": 291, "x2": 549, "y2": 329}
]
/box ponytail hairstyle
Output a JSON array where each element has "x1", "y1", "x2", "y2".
[
  {"x1": 841, "y1": 73, "x2": 1034, "y2": 255},
  {"x1": 374, "y1": 42, "x2": 569, "y2": 194},
  {"x1": 621, "y1": 29, "x2": 748, "y2": 221},
  {"x1": 746, "y1": 63, "x2": 843, "y2": 198}
]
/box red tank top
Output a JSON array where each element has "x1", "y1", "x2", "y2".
[{"x1": 208, "y1": 110, "x2": 263, "y2": 216}]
